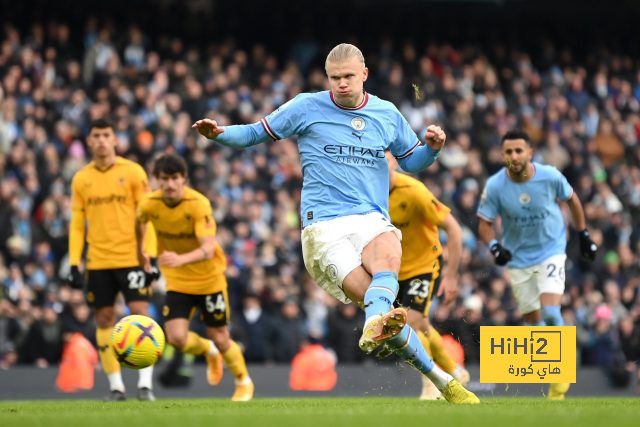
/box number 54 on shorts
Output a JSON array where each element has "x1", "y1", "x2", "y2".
[{"x1": 480, "y1": 326, "x2": 576, "y2": 383}]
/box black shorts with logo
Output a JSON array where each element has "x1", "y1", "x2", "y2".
[
  {"x1": 395, "y1": 256, "x2": 443, "y2": 315},
  {"x1": 163, "y1": 289, "x2": 229, "y2": 327},
  {"x1": 86, "y1": 267, "x2": 151, "y2": 308}
]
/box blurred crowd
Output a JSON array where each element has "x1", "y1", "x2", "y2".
[{"x1": 0, "y1": 19, "x2": 639, "y2": 388}]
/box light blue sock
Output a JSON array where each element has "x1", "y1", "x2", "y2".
[
  {"x1": 387, "y1": 324, "x2": 435, "y2": 374},
  {"x1": 363, "y1": 272, "x2": 399, "y2": 321},
  {"x1": 542, "y1": 306, "x2": 564, "y2": 326},
  {"x1": 527, "y1": 320, "x2": 546, "y2": 326}
]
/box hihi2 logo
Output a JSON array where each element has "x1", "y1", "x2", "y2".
[{"x1": 480, "y1": 326, "x2": 576, "y2": 383}]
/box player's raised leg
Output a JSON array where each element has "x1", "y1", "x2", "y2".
[
  {"x1": 359, "y1": 232, "x2": 407, "y2": 353},
  {"x1": 342, "y1": 267, "x2": 478, "y2": 404}
]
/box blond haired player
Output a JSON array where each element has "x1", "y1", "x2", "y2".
[
  {"x1": 387, "y1": 153, "x2": 470, "y2": 399},
  {"x1": 68, "y1": 119, "x2": 157, "y2": 401},
  {"x1": 137, "y1": 153, "x2": 253, "y2": 401},
  {"x1": 194, "y1": 43, "x2": 477, "y2": 404}
]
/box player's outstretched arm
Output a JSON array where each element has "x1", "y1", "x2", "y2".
[
  {"x1": 396, "y1": 125, "x2": 446, "y2": 172},
  {"x1": 192, "y1": 119, "x2": 271, "y2": 148},
  {"x1": 566, "y1": 192, "x2": 597, "y2": 261}
]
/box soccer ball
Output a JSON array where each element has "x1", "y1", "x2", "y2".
[{"x1": 110, "y1": 315, "x2": 165, "y2": 369}]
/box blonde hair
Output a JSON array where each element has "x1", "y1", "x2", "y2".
[{"x1": 325, "y1": 43, "x2": 365, "y2": 70}]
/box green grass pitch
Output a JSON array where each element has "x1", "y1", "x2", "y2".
[{"x1": 1, "y1": 397, "x2": 638, "y2": 427}]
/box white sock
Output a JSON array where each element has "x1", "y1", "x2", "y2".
[
  {"x1": 209, "y1": 341, "x2": 219, "y2": 356},
  {"x1": 107, "y1": 372, "x2": 125, "y2": 392},
  {"x1": 235, "y1": 376, "x2": 252, "y2": 386},
  {"x1": 453, "y1": 365, "x2": 464, "y2": 378},
  {"x1": 137, "y1": 366, "x2": 154, "y2": 390},
  {"x1": 426, "y1": 365, "x2": 454, "y2": 390}
]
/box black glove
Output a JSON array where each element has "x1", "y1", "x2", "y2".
[
  {"x1": 490, "y1": 240, "x2": 512, "y2": 266},
  {"x1": 579, "y1": 229, "x2": 597, "y2": 261},
  {"x1": 144, "y1": 265, "x2": 160, "y2": 287},
  {"x1": 66, "y1": 266, "x2": 84, "y2": 289}
]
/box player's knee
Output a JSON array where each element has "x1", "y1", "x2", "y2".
[
  {"x1": 95, "y1": 307, "x2": 115, "y2": 328},
  {"x1": 208, "y1": 327, "x2": 231, "y2": 351},
  {"x1": 167, "y1": 331, "x2": 188, "y2": 350},
  {"x1": 388, "y1": 254, "x2": 402, "y2": 272},
  {"x1": 375, "y1": 253, "x2": 401, "y2": 273},
  {"x1": 128, "y1": 302, "x2": 148, "y2": 316}
]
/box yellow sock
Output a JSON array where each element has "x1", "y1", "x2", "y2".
[
  {"x1": 182, "y1": 332, "x2": 212, "y2": 356},
  {"x1": 416, "y1": 330, "x2": 433, "y2": 357},
  {"x1": 222, "y1": 340, "x2": 249, "y2": 381},
  {"x1": 428, "y1": 325, "x2": 457, "y2": 375},
  {"x1": 96, "y1": 327, "x2": 121, "y2": 374}
]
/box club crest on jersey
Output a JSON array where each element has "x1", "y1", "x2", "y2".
[
  {"x1": 519, "y1": 193, "x2": 531, "y2": 205},
  {"x1": 351, "y1": 117, "x2": 366, "y2": 131},
  {"x1": 327, "y1": 264, "x2": 338, "y2": 281}
]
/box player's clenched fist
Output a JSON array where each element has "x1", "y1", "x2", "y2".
[
  {"x1": 192, "y1": 119, "x2": 225, "y2": 139},
  {"x1": 489, "y1": 240, "x2": 512, "y2": 266},
  {"x1": 579, "y1": 229, "x2": 598, "y2": 261},
  {"x1": 425, "y1": 125, "x2": 446, "y2": 150}
]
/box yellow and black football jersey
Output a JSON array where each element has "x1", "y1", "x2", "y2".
[
  {"x1": 137, "y1": 187, "x2": 227, "y2": 295},
  {"x1": 389, "y1": 172, "x2": 450, "y2": 281},
  {"x1": 69, "y1": 157, "x2": 149, "y2": 269}
]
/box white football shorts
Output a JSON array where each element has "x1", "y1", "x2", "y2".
[
  {"x1": 506, "y1": 253, "x2": 567, "y2": 315},
  {"x1": 301, "y1": 212, "x2": 401, "y2": 304}
]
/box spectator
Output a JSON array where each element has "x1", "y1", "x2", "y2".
[
  {"x1": 232, "y1": 293, "x2": 274, "y2": 362},
  {"x1": 271, "y1": 297, "x2": 307, "y2": 363},
  {"x1": 583, "y1": 304, "x2": 620, "y2": 367}
]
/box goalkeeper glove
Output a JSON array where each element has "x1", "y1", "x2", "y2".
[
  {"x1": 489, "y1": 240, "x2": 512, "y2": 266},
  {"x1": 66, "y1": 266, "x2": 84, "y2": 289},
  {"x1": 579, "y1": 229, "x2": 597, "y2": 261}
]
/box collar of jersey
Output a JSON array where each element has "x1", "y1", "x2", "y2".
[
  {"x1": 329, "y1": 91, "x2": 369, "y2": 110},
  {"x1": 90, "y1": 156, "x2": 122, "y2": 172}
]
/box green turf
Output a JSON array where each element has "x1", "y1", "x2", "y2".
[{"x1": 1, "y1": 398, "x2": 638, "y2": 427}]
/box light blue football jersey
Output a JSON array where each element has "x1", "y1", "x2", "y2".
[
  {"x1": 261, "y1": 91, "x2": 421, "y2": 227},
  {"x1": 477, "y1": 162, "x2": 573, "y2": 268}
]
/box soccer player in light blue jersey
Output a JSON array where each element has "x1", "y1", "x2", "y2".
[
  {"x1": 477, "y1": 129, "x2": 598, "y2": 400},
  {"x1": 193, "y1": 43, "x2": 478, "y2": 404}
]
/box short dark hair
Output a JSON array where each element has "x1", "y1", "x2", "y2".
[
  {"x1": 501, "y1": 129, "x2": 530, "y2": 145},
  {"x1": 88, "y1": 119, "x2": 114, "y2": 132},
  {"x1": 153, "y1": 153, "x2": 188, "y2": 177}
]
